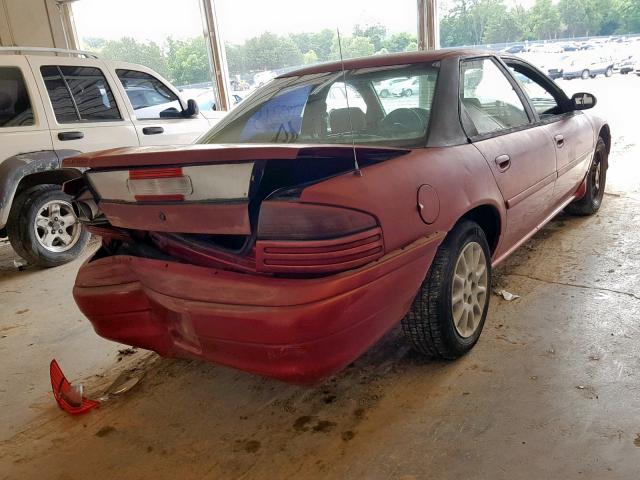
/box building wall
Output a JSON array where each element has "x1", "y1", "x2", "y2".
[{"x1": 0, "y1": 0, "x2": 76, "y2": 49}]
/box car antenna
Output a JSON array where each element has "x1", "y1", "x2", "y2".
[{"x1": 337, "y1": 28, "x2": 362, "y2": 177}]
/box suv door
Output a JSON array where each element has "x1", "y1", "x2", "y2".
[
  {"x1": 0, "y1": 56, "x2": 53, "y2": 159},
  {"x1": 504, "y1": 58, "x2": 595, "y2": 203},
  {"x1": 26, "y1": 55, "x2": 139, "y2": 153},
  {"x1": 109, "y1": 63, "x2": 210, "y2": 146},
  {"x1": 459, "y1": 57, "x2": 557, "y2": 258}
]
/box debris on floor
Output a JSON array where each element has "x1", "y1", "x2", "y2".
[
  {"x1": 50, "y1": 359, "x2": 100, "y2": 415},
  {"x1": 493, "y1": 289, "x2": 520, "y2": 301}
]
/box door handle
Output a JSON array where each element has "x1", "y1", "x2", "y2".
[
  {"x1": 142, "y1": 126, "x2": 164, "y2": 135},
  {"x1": 495, "y1": 154, "x2": 511, "y2": 172},
  {"x1": 58, "y1": 131, "x2": 84, "y2": 141},
  {"x1": 554, "y1": 134, "x2": 565, "y2": 148}
]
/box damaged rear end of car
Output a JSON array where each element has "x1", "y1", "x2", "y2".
[{"x1": 62, "y1": 144, "x2": 430, "y2": 383}]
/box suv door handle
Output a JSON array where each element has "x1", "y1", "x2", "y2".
[
  {"x1": 495, "y1": 154, "x2": 511, "y2": 172},
  {"x1": 58, "y1": 131, "x2": 84, "y2": 141},
  {"x1": 554, "y1": 134, "x2": 565, "y2": 148},
  {"x1": 142, "y1": 126, "x2": 164, "y2": 135}
]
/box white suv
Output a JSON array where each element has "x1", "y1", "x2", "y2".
[{"x1": 0, "y1": 47, "x2": 224, "y2": 267}]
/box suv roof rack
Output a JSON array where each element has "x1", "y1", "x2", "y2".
[{"x1": 0, "y1": 47, "x2": 99, "y2": 59}]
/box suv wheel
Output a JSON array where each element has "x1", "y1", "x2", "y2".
[
  {"x1": 402, "y1": 220, "x2": 491, "y2": 359},
  {"x1": 7, "y1": 185, "x2": 89, "y2": 267}
]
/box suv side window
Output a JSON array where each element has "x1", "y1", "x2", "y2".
[
  {"x1": 460, "y1": 58, "x2": 530, "y2": 136},
  {"x1": 116, "y1": 69, "x2": 181, "y2": 120},
  {"x1": 507, "y1": 63, "x2": 564, "y2": 119},
  {"x1": 0, "y1": 67, "x2": 34, "y2": 127},
  {"x1": 40, "y1": 66, "x2": 121, "y2": 123}
]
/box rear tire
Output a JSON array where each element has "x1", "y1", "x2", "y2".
[
  {"x1": 402, "y1": 220, "x2": 492, "y2": 359},
  {"x1": 581, "y1": 69, "x2": 590, "y2": 80},
  {"x1": 7, "y1": 185, "x2": 89, "y2": 267},
  {"x1": 565, "y1": 137, "x2": 607, "y2": 216},
  {"x1": 605, "y1": 67, "x2": 613, "y2": 77},
  {"x1": 380, "y1": 89, "x2": 390, "y2": 98}
]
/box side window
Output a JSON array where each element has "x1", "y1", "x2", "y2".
[
  {"x1": 0, "y1": 67, "x2": 34, "y2": 127},
  {"x1": 40, "y1": 66, "x2": 121, "y2": 123},
  {"x1": 460, "y1": 58, "x2": 529, "y2": 136},
  {"x1": 508, "y1": 65, "x2": 562, "y2": 118},
  {"x1": 116, "y1": 69, "x2": 181, "y2": 120}
]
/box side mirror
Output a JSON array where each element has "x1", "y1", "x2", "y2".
[
  {"x1": 571, "y1": 92, "x2": 597, "y2": 110},
  {"x1": 181, "y1": 99, "x2": 200, "y2": 118}
]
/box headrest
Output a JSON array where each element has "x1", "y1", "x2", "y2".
[{"x1": 329, "y1": 107, "x2": 366, "y2": 134}]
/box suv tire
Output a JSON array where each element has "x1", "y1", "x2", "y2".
[
  {"x1": 7, "y1": 185, "x2": 89, "y2": 267},
  {"x1": 402, "y1": 220, "x2": 491, "y2": 359}
]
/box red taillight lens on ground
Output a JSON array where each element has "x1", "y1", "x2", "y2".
[{"x1": 256, "y1": 201, "x2": 383, "y2": 274}]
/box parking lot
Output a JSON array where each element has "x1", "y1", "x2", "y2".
[{"x1": 1, "y1": 73, "x2": 640, "y2": 479}]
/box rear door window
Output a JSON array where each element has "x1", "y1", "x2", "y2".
[
  {"x1": 40, "y1": 65, "x2": 121, "y2": 123},
  {"x1": 115, "y1": 69, "x2": 181, "y2": 120},
  {"x1": 0, "y1": 67, "x2": 34, "y2": 127},
  {"x1": 460, "y1": 58, "x2": 530, "y2": 136}
]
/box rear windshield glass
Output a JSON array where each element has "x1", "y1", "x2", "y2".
[{"x1": 200, "y1": 64, "x2": 439, "y2": 148}]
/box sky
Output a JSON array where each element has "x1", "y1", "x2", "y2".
[{"x1": 73, "y1": 0, "x2": 420, "y2": 46}]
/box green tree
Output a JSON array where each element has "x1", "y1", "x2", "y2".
[
  {"x1": 303, "y1": 50, "x2": 318, "y2": 64},
  {"x1": 100, "y1": 37, "x2": 168, "y2": 77},
  {"x1": 529, "y1": 0, "x2": 561, "y2": 39},
  {"x1": 330, "y1": 35, "x2": 375, "y2": 60},
  {"x1": 166, "y1": 36, "x2": 210, "y2": 86},
  {"x1": 289, "y1": 29, "x2": 334, "y2": 62},
  {"x1": 383, "y1": 32, "x2": 417, "y2": 52},
  {"x1": 616, "y1": 0, "x2": 640, "y2": 34},
  {"x1": 243, "y1": 32, "x2": 302, "y2": 71},
  {"x1": 353, "y1": 23, "x2": 387, "y2": 51}
]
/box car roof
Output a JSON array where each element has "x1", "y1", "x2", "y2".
[{"x1": 277, "y1": 48, "x2": 489, "y2": 77}]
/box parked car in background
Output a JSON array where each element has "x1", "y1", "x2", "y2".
[
  {"x1": 613, "y1": 55, "x2": 636, "y2": 74},
  {"x1": 253, "y1": 70, "x2": 277, "y2": 87},
  {"x1": 0, "y1": 47, "x2": 224, "y2": 267},
  {"x1": 64, "y1": 50, "x2": 610, "y2": 383},
  {"x1": 562, "y1": 53, "x2": 614, "y2": 79}
]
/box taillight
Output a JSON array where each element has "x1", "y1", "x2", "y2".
[
  {"x1": 128, "y1": 167, "x2": 192, "y2": 202},
  {"x1": 257, "y1": 201, "x2": 378, "y2": 240},
  {"x1": 256, "y1": 201, "x2": 383, "y2": 274}
]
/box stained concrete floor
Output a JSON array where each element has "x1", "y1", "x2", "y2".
[{"x1": 1, "y1": 76, "x2": 639, "y2": 479}]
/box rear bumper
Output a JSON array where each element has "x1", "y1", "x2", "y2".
[{"x1": 73, "y1": 234, "x2": 442, "y2": 383}]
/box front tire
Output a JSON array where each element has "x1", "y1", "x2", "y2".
[
  {"x1": 7, "y1": 185, "x2": 89, "y2": 267},
  {"x1": 565, "y1": 137, "x2": 607, "y2": 216},
  {"x1": 380, "y1": 89, "x2": 390, "y2": 98},
  {"x1": 605, "y1": 67, "x2": 613, "y2": 77},
  {"x1": 402, "y1": 220, "x2": 491, "y2": 359},
  {"x1": 581, "y1": 69, "x2": 590, "y2": 80}
]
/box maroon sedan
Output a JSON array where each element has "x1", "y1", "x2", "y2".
[{"x1": 63, "y1": 49, "x2": 609, "y2": 383}]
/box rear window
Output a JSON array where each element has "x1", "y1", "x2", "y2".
[
  {"x1": 200, "y1": 64, "x2": 439, "y2": 148},
  {"x1": 0, "y1": 67, "x2": 34, "y2": 127},
  {"x1": 40, "y1": 65, "x2": 121, "y2": 123}
]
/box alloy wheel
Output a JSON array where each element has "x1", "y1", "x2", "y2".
[
  {"x1": 451, "y1": 241, "x2": 488, "y2": 338},
  {"x1": 34, "y1": 200, "x2": 81, "y2": 253}
]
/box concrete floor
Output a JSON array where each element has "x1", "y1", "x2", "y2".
[{"x1": 1, "y1": 75, "x2": 639, "y2": 479}]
